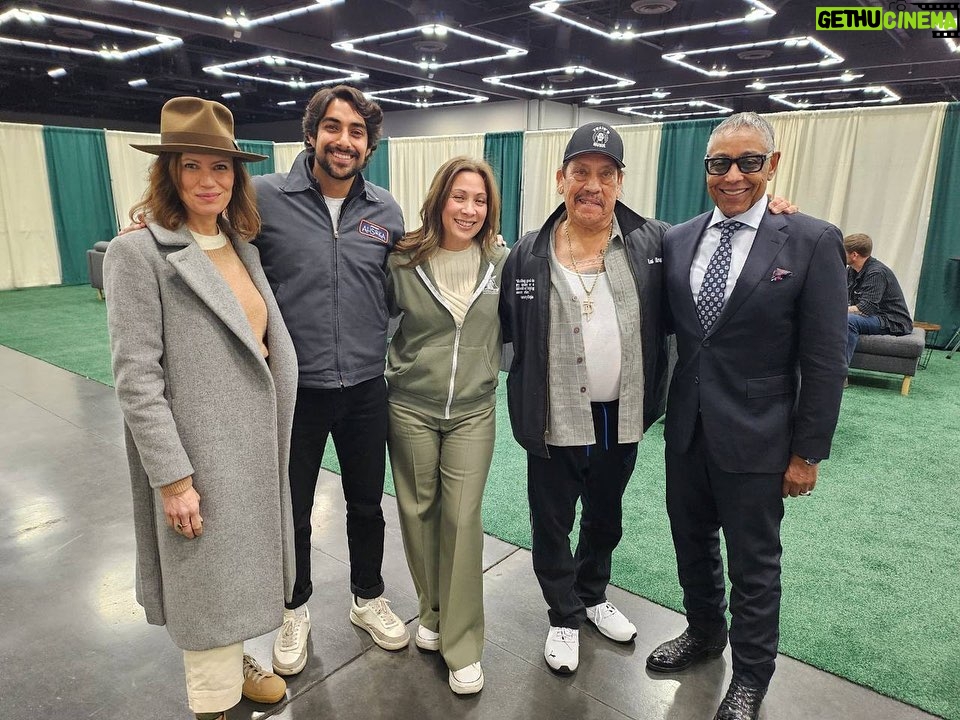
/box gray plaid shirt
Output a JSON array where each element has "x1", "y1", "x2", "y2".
[{"x1": 545, "y1": 216, "x2": 644, "y2": 447}]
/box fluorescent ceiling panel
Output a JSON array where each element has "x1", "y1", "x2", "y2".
[
  {"x1": 203, "y1": 56, "x2": 367, "y2": 89},
  {"x1": 618, "y1": 99, "x2": 733, "y2": 119},
  {"x1": 529, "y1": 0, "x2": 775, "y2": 40},
  {"x1": 663, "y1": 36, "x2": 843, "y2": 77},
  {"x1": 0, "y1": 7, "x2": 181, "y2": 59},
  {"x1": 770, "y1": 85, "x2": 901, "y2": 109},
  {"x1": 332, "y1": 24, "x2": 526, "y2": 70},
  {"x1": 96, "y1": 0, "x2": 344, "y2": 28},
  {"x1": 484, "y1": 65, "x2": 633, "y2": 96},
  {"x1": 365, "y1": 85, "x2": 488, "y2": 108}
]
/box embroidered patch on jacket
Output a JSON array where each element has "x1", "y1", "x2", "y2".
[
  {"x1": 481, "y1": 276, "x2": 500, "y2": 295},
  {"x1": 359, "y1": 219, "x2": 389, "y2": 244}
]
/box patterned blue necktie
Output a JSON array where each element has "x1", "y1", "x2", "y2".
[{"x1": 696, "y1": 220, "x2": 742, "y2": 332}]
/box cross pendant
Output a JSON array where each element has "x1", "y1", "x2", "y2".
[{"x1": 581, "y1": 297, "x2": 594, "y2": 319}]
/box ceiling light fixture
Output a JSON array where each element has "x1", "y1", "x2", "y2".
[
  {"x1": 203, "y1": 56, "x2": 367, "y2": 88},
  {"x1": 277, "y1": 100, "x2": 297, "y2": 106},
  {"x1": 584, "y1": 89, "x2": 670, "y2": 104},
  {"x1": 332, "y1": 24, "x2": 526, "y2": 70},
  {"x1": 0, "y1": 7, "x2": 182, "y2": 59},
  {"x1": 747, "y1": 72, "x2": 864, "y2": 91},
  {"x1": 484, "y1": 66, "x2": 633, "y2": 95},
  {"x1": 529, "y1": 0, "x2": 774, "y2": 40},
  {"x1": 770, "y1": 85, "x2": 901, "y2": 109},
  {"x1": 663, "y1": 36, "x2": 843, "y2": 77},
  {"x1": 47, "y1": 66, "x2": 67, "y2": 78},
  {"x1": 128, "y1": 77, "x2": 148, "y2": 87},
  {"x1": 222, "y1": 91, "x2": 241, "y2": 99},
  {"x1": 365, "y1": 85, "x2": 488, "y2": 108},
  {"x1": 97, "y1": 0, "x2": 344, "y2": 28},
  {"x1": 618, "y1": 100, "x2": 733, "y2": 119}
]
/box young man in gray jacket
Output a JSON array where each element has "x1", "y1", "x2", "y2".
[{"x1": 253, "y1": 85, "x2": 410, "y2": 675}]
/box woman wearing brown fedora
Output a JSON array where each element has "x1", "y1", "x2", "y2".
[{"x1": 103, "y1": 97, "x2": 298, "y2": 720}]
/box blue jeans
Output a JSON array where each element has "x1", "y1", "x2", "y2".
[{"x1": 847, "y1": 313, "x2": 885, "y2": 363}]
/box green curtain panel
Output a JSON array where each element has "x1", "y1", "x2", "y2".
[
  {"x1": 484, "y1": 131, "x2": 523, "y2": 246},
  {"x1": 655, "y1": 118, "x2": 720, "y2": 225},
  {"x1": 42, "y1": 127, "x2": 118, "y2": 285},
  {"x1": 237, "y1": 140, "x2": 275, "y2": 176},
  {"x1": 914, "y1": 103, "x2": 960, "y2": 347},
  {"x1": 366, "y1": 136, "x2": 390, "y2": 190}
]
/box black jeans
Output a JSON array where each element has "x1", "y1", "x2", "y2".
[
  {"x1": 527, "y1": 400, "x2": 638, "y2": 629},
  {"x1": 665, "y1": 418, "x2": 784, "y2": 689},
  {"x1": 287, "y1": 376, "x2": 388, "y2": 608}
]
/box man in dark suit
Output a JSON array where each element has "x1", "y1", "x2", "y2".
[{"x1": 646, "y1": 113, "x2": 847, "y2": 720}]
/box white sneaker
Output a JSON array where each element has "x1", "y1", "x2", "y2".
[
  {"x1": 415, "y1": 624, "x2": 440, "y2": 652},
  {"x1": 449, "y1": 662, "x2": 484, "y2": 695},
  {"x1": 586, "y1": 601, "x2": 637, "y2": 643},
  {"x1": 272, "y1": 607, "x2": 310, "y2": 676},
  {"x1": 349, "y1": 596, "x2": 411, "y2": 650},
  {"x1": 544, "y1": 626, "x2": 579, "y2": 674}
]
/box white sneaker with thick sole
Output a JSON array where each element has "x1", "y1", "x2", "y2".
[
  {"x1": 544, "y1": 626, "x2": 579, "y2": 674},
  {"x1": 415, "y1": 624, "x2": 440, "y2": 652},
  {"x1": 349, "y1": 596, "x2": 411, "y2": 650},
  {"x1": 272, "y1": 607, "x2": 310, "y2": 676},
  {"x1": 449, "y1": 662, "x2": 484, "y2": 695},
  {"x1": 586, "y1": 601, "x2": 637, "y2": 643}
]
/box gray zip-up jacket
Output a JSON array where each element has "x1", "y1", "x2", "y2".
[
  {"x1": 385, "y1": 246, "x2": 508, "y2": 420},
  {"x1": 253, "y1": 150, "x2": 404, "y2": 388}
]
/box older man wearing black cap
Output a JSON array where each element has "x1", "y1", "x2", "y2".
[{"x1": 499, "y1": 123, "x2": 672, "y2": 674}]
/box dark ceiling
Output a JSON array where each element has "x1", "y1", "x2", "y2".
[{"x1": 1, "y1": 0, "x2": 958, "y2": 127}]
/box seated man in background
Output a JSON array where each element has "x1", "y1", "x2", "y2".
[{"x1": 844, "y1": 232, "x2": 913, "y2": 363}]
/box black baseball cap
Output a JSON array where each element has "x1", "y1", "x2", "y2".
[{"x1": 562, "y1": 122, "x2": 625, "y2": 168}]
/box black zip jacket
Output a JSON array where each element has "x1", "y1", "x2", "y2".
[{"x1": 498, "y1": 201, "x2": 670, "y2": 457}]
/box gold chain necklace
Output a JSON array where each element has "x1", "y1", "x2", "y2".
[{"x1": 564, "y1": 219, "x2": 613, "y2": 320}]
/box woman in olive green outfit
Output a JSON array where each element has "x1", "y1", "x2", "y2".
[{"x1": 385, "y1": 157, "x2": 506, "y2": 695}]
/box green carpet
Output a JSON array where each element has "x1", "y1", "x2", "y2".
[{"x1": 3, "y1": 284, "x2": 958, "y2": 719}]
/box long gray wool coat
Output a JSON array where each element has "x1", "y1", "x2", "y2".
[{"x1": 103, "y1": 220, "x2": 298, "y2": 651}]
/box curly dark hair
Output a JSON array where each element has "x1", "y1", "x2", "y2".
[{"x1": 301, "y1": 85, "x2": 384, "y2": 154}]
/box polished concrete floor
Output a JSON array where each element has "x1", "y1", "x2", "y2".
[{"x1": 0, "y1": 344, "x2": 939, "y2": 720}]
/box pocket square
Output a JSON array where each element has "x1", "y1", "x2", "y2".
[{"x1": 770, "y1": 267, "x2": 792, "y2": 282}]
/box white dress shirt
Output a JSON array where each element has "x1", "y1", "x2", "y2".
[{"x1": 689, "y1": 196, "x2": 768, "y2": 304}]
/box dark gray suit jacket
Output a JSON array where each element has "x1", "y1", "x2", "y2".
[{"x1": 663, "y1": 210, "x2": 847, "y2": 474}]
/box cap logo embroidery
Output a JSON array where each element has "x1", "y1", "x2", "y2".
[{"x1": 592, "y1": 126, "x2": 610, "y2": 149}]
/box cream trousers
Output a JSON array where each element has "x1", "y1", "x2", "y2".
[{"x1": 182, "y1": 642, "x2": 243, "y2": 713}]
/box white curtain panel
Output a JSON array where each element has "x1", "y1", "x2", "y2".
[
  {"x1": 618, "y1": 123, "x2": 663, "y2": 219},
  {"x1": 520, "y1": 123, "x2": 662, "y2": 238},
  {"x1": 105, "y1": 130, "x2": 159, "y2": 227},
  {"x1": 766, "y1": 103, "x2": 946, "y2": 311},
  {"x1": 388, "y1": 134, "x2": 485, "y2": 233},
  {"x1": 0, "y1": 122, "x2": 61, "y2": 289},
  {"x1": 520, "y1": 129, "x2": 570, "y2": 236},
  {"x1": 273, "y1": 142, "x2": 304, "y2": 174}
]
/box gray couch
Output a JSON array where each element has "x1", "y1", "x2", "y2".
[
  {"x1": 849, "y1": 326, "x2": 925, "y2": 395},
  {"x1": 86, "y1": 240, "x2": 111, "y2": 300}
]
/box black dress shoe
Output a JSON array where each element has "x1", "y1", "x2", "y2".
[
  {"x1": 713, "y1": 680, "x2": 766, "y2": 720},
  {"x1": 645, "y1": 627, "x2": 727, "y2": 673}
]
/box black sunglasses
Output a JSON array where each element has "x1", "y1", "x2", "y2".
[{"x1": 704, "y1": 153, "x2": 771, "y2": 176}]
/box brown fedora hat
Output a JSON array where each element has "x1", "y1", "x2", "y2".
[{"x1": 131, "y1": 96, "x2": 267, "y2": 162}]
